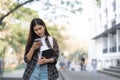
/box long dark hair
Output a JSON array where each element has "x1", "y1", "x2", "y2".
[{"x1": 25, "y1": 18, "x2": 50, "y2": 53}]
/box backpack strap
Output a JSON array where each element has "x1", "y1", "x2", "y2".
[{"x1": 48, "y1": 36, "x2": 53, "y2": 49}]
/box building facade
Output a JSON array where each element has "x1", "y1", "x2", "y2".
[{"x1": 91, "y1": 0, "x2": 120, "y2": 70}]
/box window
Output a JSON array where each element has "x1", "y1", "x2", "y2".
[{"x1": 112, "y1": 19, "x2": 116, "y2": 27}]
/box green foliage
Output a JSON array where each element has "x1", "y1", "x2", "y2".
[
  {"x1": 68, "y1": 49, "x2": 88, "y2": 61},
  {"x1": 0, "y1": 24, "x2": 8, "y2": 31},
  {"x1": 15, "y1": 63, "x2": 25, "y2": 70},
  {"x1": 0, "y1": 1, "x2": 38, "y2": 56},
  {"x1": 17, "y1": 32, "x2": 26, "y2": 44},
  {"x1": 47, "y1": 25, "x2": 66, "y2": 50},
  {"x1": 96, "y1": 0, "x2": 101, "y2": 7},
  {"x1": 9, "y1": 3, "x2": 18, "y2": 10},
  {"x1": 12, "y1": 6, "x2": 39, "y2": 21},
  {"x1": 9, "y1": 24, "x2": 28, "y2": 52},
  {"x1": 0, "y1": 45, "x2": 6, "y2": 57}
]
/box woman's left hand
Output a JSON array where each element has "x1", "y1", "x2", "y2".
[{"x1": 37, "y1": 57, "x2": 48, "y2": 65}]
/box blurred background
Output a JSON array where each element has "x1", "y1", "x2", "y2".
[{"x1": 0, "y1": 0, "x2": 120, "y2": 79}]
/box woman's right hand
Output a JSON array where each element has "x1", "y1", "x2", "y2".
[{"x1": 32, "y1": 41, "x2": 42, "y2": 50}]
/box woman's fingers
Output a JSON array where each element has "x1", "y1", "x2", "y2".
[{"x1": 37, "y1": 58, "x2": 47, "y2": 65}]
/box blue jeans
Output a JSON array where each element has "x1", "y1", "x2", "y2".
[{"x1": 29, "y1": 64, "x2": 48, "y2": 80}]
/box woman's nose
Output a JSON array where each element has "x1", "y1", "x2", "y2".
[{"x1": 37, "y1": 30, "x2": 41, "y2": 33}]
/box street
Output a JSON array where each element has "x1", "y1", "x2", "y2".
[{"x1": 60, "y1": 70, "x2": 120, "y2": 80}]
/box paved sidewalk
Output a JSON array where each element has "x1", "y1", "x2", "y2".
[
  {"x1": 2, "y1": 69, "x2": 24, "y2": 78},
  {"x1": 2, "y1": 69, "x2": 62, "y2": 80},
  {"x1": 60, "y1": 70, "x2": 120, "y2": 80}
]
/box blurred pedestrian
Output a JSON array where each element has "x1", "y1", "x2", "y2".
[
  {"x1": 80, "y1": 55, "x2": 86, "y2": 71},
  {"x1": 67, "y1": 59, "x2": 71, "y2": 69},
  {"x1": 59, "y1": 53, "x2": 67, "y2": 71}
]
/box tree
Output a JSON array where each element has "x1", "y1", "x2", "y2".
[
  {"x1": 0, "y1": 0, "x2": 35, "y2": 25},
  {"x1": 0, "y1": 2, "x2": 39, "y2": 64}
]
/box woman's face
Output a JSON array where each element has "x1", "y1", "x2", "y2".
[{"x1": 33, "y1": 24, "x2": 45, "y2": 37}]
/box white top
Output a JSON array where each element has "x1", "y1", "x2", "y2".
[
  {"x1": 40, "y1": 36, "x2": 49, "y2": 51},
  {"x1": 38, "y1": 36, "x2": 53, "y2": 59},
  {"x1": 38, "y1": 36, "x2": 49, "y2": 59}
]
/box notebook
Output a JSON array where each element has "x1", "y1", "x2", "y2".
[{"x1": 42, "y1": 49, "x2": 54, "y2": 59}]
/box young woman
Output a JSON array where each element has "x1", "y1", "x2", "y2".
[{"x1": 22, "y1": 18, "x2": 59, "y2": 80}]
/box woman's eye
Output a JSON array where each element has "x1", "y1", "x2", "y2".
[{"x1": 39, "y1": 28, "x2": 42, "y2": 30}]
